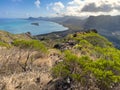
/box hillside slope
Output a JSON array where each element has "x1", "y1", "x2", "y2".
[
  {"x1": 83, "y1": 15, "x2": 120, "y2": 48},
  {"x1": 30, "y1": 15, "x2": 120, "y2": 48},
  {"x1": 0, "y1": 30, "x2": 120, "y2": 90},
  {"x1": 47, "y1": 30, "x2": 120, "y2": 90},
  {"x1": 0, "y1": 30, "x2": 31, "y2": 43}
]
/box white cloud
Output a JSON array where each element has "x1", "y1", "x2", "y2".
[
  {"x1": 53, "y1": 2, "x2": 65, "y2": 12},
  {"x1": 47, "y1": 2, "x2": 65, "y2": 13},
  {"x1": 34, "y1": 0, "x2": 40, "y2": 8},
  {"x1": 48, "y1": 0, "x2": 120, "y2": 17},
  {"x1": 65, "y1": 0, "x2": 120, "y2": 16}
]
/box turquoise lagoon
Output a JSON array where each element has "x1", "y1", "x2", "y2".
[{"x1": 0, "y1": 19, "x2": 68, "y2": 35}]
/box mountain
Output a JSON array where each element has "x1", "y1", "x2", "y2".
[
  {"x1": 84, "y1": 15, "x2": 120, "y2": 31},
  {"x1": 83, "y1": 15, "x2": 120, "y2": 48},
  {"x1": 29, "y1": 15, "x2": 120, "y2": 49}
]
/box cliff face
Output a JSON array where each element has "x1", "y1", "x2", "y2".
[{"x1": 0, "y1": 30, "x2": 120, "y2": 90}]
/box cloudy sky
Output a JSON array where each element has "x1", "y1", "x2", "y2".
[{"x1": 0, "y1": 0, "x2": 120, "y2": 18}]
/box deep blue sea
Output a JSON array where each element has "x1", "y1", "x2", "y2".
[{"x1": 0, "y1": 18, "x2": 68, "y2": 35}]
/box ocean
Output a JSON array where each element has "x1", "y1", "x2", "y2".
[{"x1": 0, "y1": 18, "x2": 68, "y2": 35}]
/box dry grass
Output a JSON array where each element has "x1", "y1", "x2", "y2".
[
  {"x1": 0, "y1": 46, "x2": 63, "y2": 90},
  {"x1": 0, "y1": 70, "x2": 52, "y2": 90}
]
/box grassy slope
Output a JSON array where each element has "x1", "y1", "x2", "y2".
[
  {"x1": 0, "y1": 30, "x2": 31, "y2": 42},
  {"x1": 0, "y1": 30, "x2": 120, "y2": 90},
  {"x1": 0, "y1": 30, "x2": 50, "y2": 90},
  {"x1": 0, "y1": 30, "x2": 32, "y2": 47},
  {"x1": 51, "y1": 31, "x2": 120, "y2": 90}
]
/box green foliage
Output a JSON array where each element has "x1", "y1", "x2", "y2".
[
  {"x1": 94, "y1": 47, "x2": 120, "y2": 60},
  {"x1": 74, "y1": 40, "x2": 93, "y2": 49},
  {"x1": 12, "y1": 39, "x2": 47, "y2": 53},
  {"x1": 0, "y1": 41, "x2": 11, "y2": 48},
  {"x1": 52, "y1": 62, "x2": 71, "y2": 78},
  {"x1": 85, "y1": 59, "x2": 120, "y2": 89},
  {"x1": 67, "y1": 32, "x2": 120, "y2": 61},
  {"x1": 74, "y1": 40, "x2": 93, "y2": 55},
  {"x1": 52, "y1": 49, "x2": 120, "y2": 89},
  {"x1": 68, "y1": 32, "x2": 113, "y2": 48}
]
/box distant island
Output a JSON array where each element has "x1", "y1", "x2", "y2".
[{"x1": 31, "y1": 22, "x2": 39, "y2": 26}]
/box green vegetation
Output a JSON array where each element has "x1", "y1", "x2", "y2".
[
  {"x1": 12, "y1": 39, "x2": 47, "y2": 53},
  {"x1": 68, "y1": 32, "x2": 112, "y2": 47},
  {"x1": 52, "y1": 32, "x2": 120, "y2": 90},
  {"x1": 1, "y1": 30, "x2": 120, "y2": 89},
  {"x1": 0, "y1": 41, "x2": 11, "y2": 48},
  {"x1": 0, "y1": 30, "x2": 31, "y2": 44},
  {"x1": 52, "y1": 50, "x2": 120, "y2": 90}
]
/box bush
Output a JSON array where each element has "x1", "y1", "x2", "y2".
[
  {"x1": 12, "y1": 40, "x2": 47, "y2": 53},
  {"x1": 52, "y1": 50, "x2": 120, "y2": 90},
  {"x1": 0, "y1": 42, "x2": 11, "y2": 48},
  {"x1": 68, "y1": 32, "x2": 113, "y2": 48}
]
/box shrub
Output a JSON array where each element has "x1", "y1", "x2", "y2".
[
  {"x1": 0, "y1": 42, "x2": 11, "y2": 48},
  {"x1": 52, "y1": 50, "x2": 120, "y2": 90},
  {"x1": 12, "y1": 40, "x2": 47, "y2": 53},
  {"x1": 68, "y1": 32, "x2": 113, "y2": 48}
]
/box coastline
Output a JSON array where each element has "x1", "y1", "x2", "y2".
[
  {"x1": 34, "y1": 20, "x2": 84, "y2": 40},
  {"x1": 34, "y1": 25, "x2": 84, "y2": 40}
]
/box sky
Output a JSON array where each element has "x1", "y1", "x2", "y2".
[{"x1": 0, "y1": 0, "x2": 120, "y2": 18}]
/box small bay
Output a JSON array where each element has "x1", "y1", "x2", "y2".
[{"x1": 0, "y1": 18, "x2": 68, "y2": 35}]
